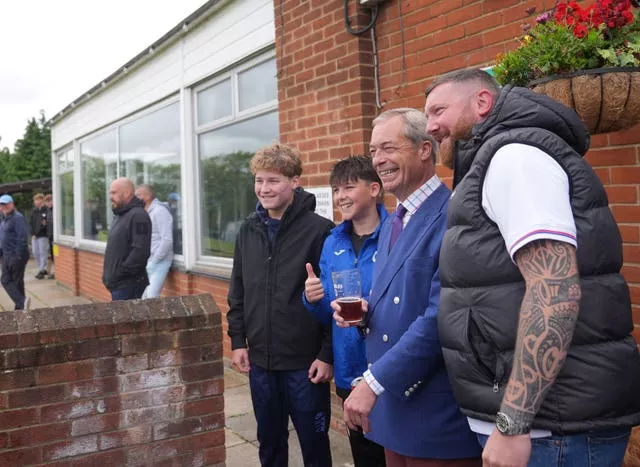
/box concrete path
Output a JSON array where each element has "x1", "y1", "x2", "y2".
[
  {"x1": 0, "y1": 260, "x2": 92, "y2": 311},
  {"x1": 0, "y1": 259, "x2": 354, "y2": 466}
]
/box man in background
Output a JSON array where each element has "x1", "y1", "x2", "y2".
[
  {"x1": 29, "y1": 193, "x2": 49, "y2": 279},
  {"x1": 102, "y1": 178, "x2": 151, "y2": 301},
  {"x1": 135, "y1": 184, "x2": 173, "y2": 298},
  {"x1": 44, "y1": 194, "x2": 54, "y2": 279},
  {"x1": 0, "y1": 194, "x2": 30, "y2": 309}
]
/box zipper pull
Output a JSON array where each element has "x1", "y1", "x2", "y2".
[{"x1": 493, "y1": 380, "x2": 499, "y2": 393}]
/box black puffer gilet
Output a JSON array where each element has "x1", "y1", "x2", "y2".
[{"x1": 438, "y1": 85, "x2": 640, "y2": 433}]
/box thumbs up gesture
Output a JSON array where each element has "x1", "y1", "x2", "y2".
[{"x1": 304, "y1": 263, "x2": 325, "y2": 304}]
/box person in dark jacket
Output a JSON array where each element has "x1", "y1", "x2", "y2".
[
  {"x1": 102, "y1": 178, "x2": 151, "y2": 301},
  {"x1": 0, "y1": 194, "x2": 30, "y2": 309},
  {"x1": 44, "y1": 194, "x2": 54, "y2": 279},
  {"x1": 425, "y1": 69, "x2": 640, "y2": 466},
  {"x1": 303, "y1": 155, "x2": 387, "y2": 467},
  {"x1": 227, "y1": 143, "x2": 334, "y2": 467},
  {"x1": 29, "y1": 193, "x2": 49, "y2": 279}
]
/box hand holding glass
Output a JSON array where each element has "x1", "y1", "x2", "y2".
[{"x1": 332, "y1": 269, "x2": 363, "y2": 325}]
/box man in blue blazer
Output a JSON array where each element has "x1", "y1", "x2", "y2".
[{"x1": 334, "y1": 108, "x2": 481, "y2": 466}]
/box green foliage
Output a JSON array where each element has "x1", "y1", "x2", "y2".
[
  {"x1": 0, "y1": 111, "x2": 52, "y2": 215},
  {"x1": 495, "y1": 5, "x2": 640, "y2": 87}
]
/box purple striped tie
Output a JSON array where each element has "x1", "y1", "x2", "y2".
[{"x1": 389, "y1": 204, "x2": 407, "y2": 252}]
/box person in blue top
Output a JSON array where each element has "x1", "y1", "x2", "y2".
[
  {"x1": 303, "y1": 155, "x2": 387, "y2": 467},
  {"x1": 0, "y1": 194, "x2": 31, "y2": 310}
]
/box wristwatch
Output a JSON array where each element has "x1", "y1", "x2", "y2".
[{"x1": 495, "y1": 412, "x2": 531, "y2": 436}]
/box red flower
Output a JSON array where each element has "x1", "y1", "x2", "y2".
[{"x1": 573, "y1": 23, "x2": 588, "y2": 37}]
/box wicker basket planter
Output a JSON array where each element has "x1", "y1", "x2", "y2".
[{"x1": 528, "y1": 67, "x2": 640, "y2": 134}]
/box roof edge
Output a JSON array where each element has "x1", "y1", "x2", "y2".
[{"x1": 49, "y1": 0, "x2": 225, "y2": 126}]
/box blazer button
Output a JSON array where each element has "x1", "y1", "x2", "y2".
[
  {"x1": 382, "y1": 334, "x2": 389, "y2": 342},
  {"x1": 366, "y1": 327, "x2": 370, "y2": 335},
  {"x1": 404, "y1": 390, "x2": 410, "y2": 397},
  {"x1": 368, "y1": 363, "x2": 372, "y2": 369},
  {"x1": 409, "y1": 387, "x2": 414, "y2": 392},
  {"x1": 393, "y1": 296, "x2": 400, "y2": 304}
]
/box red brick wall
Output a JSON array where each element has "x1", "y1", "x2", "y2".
[
  {"x1": 0, "y1": 295, "x2": 225, "y2": 466},
  {"x1": 56, "y1": 246, "x2": 234, "y2": 361},
  {"x1": 275, "y1": 0, "x2": 640, "y2": 333}
]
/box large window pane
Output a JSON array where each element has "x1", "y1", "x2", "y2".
[
  {"x1": 197, "y1": 79, "x2": 232, "y2": 126},
  {"x1": 199, "y1": 111, "x2": 278, "y2": 257},
  {"x1": 81, "y1": 130, "x2": 116, "y2": 241},
  {"x1": 56, "y1": 147, "x2": 74, "y2": 236},
  {"x1": 120, "y1": 102, "x2": 182, "y2": 254},
  {"x1": 60, "y1": 172, "x2": 74, "y2": 236},
  {"x1": 238, "y1": 58, "x2": 277, "y2": 111}
]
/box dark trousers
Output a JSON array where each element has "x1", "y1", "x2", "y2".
[
  {"x1": 110, "y1": 283, "x2": 146, "y2": 301},
  {"x1": 1, "y1": 258, "x2": 28, "y2": 309},
  {"x1": 336, "y1": 386, "x2": 386, "y2": 467},
  {"x1": 385, "y1": 450, "x2": 481, "y2": 467},
  {"x1": 249, "y1": 365, "x2": 332, "y2": 467}
]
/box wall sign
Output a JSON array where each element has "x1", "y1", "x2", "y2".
[{"x1": 306, "y1": 186, "x2": 334, "y2": 222}]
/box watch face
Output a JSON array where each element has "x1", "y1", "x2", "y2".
[{"x1": 496, "y1": 412, "x2": 510, "y2": 434}]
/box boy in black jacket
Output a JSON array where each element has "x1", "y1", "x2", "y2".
[
  {"x1": 227, "y1": 143, "x2": 334, "y2": 467},
  {"x1": 29, "y1": 193, "x2": 49, "y2": 279}
]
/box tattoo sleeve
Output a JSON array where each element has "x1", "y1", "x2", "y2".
[{"x1": 501, "y1": 239, "x2": 582, "y2": 431}]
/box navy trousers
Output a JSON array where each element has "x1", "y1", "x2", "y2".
[
  {"x1": 1, "y1": 257, "x2": 28, "y2": 309},
  {"x1": 110, "y1": 283, "x2": 146, "y2": 301},
  {"x1": 249, "y1": 365, "x2": 332, "y2": 467}
]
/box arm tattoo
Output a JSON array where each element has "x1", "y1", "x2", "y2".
[{"x1": 501, "y1": 239, "x2": 581, "y2": 430}]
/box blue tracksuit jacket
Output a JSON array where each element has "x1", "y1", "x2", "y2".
[{"x1": 303, "y1": 204, "x2": 388, "y2": 390}]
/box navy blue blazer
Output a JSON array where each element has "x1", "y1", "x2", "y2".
[{"x1": 363, "y1": 183, "x2": 481, "y2": 458}]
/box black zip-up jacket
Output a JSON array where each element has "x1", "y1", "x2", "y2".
[
  {"x1": 29, "y1": 206, "x2": 48, "y2": 238},
  {"x1": 227, "y1": 188, "x2": 334, "y2": 371},
  {"x1": 102, "y1": 196, "x2": 151, "y2": 291},
  {"x1": 46, "y1": 207, "x2": 53, "y2": 239}
]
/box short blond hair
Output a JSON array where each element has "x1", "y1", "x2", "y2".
[
  {"x1": 33, "y1": 193, "x2": 44, "y2": 201},
  {"x1": 250, "y1": 143, "x2": 303, "y2": 178}
]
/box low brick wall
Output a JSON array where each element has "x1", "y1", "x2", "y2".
[{"x1": 0, "y1": 294, "x2": 224, "y2": 466}]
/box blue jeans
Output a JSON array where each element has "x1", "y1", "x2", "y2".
[
  {"x1": 477, "y1": 428, "x2": 630, "y2": 466},
  {"x1": 142, "y1": 258, "x2": 172, "y2": 299},
  {"x1": 249, "y1": 365, "x2": 332, "y2": 467},
  {"x1": 110, "y1": 283, "x2": 147, "y2": 301},
  {"x1": 32, "y1": 236, "x2": 49, "y2": 272}
]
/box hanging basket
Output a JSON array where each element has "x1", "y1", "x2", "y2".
[{"x1": 528, "y1": 67, "x2": 640, "y2": 134}]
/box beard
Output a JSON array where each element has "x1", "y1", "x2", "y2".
[{"x1": 438, "y1": 114, "x2": 476, "y2": 170}]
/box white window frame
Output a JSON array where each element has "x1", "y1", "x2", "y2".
[
  {"x1": 193, "y1": 50, "x2": 278, "y2": 272},
  {"x1": 54, "y1": 145, "x2": 75, "y2": 244},
  {"x1": 76, "y1": 96, "x2": 182, "y2": 258}
]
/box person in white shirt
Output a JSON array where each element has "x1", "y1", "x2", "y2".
[
  {"x1": 425, "y1": 68, "x2": 640, "y2": 467},
  {"x1": 135, "y1": 185, "x2": 173, "y2": 299}
]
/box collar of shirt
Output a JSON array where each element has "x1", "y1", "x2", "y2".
[{"x1": 399, "y1": 174, "x2": 442, "y2": 227}]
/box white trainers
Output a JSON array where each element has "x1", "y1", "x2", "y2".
[{"x1": 23, "y1": 297, "x2": 30, "y2": 310}]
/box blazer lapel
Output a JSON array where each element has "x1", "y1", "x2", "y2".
[{"x1": 368, "y1": 185, "x2": 449, "y2": 315}]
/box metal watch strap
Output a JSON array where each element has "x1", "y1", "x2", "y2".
[{"x1": 496, "y1": 411, "x2": 531, "y2": 436}]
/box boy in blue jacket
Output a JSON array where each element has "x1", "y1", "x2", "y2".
[{"x1": 303, "y1": 155, "x2": 387, "y2": 467}]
